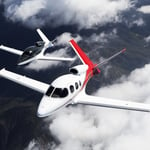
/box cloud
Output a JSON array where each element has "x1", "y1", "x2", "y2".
[
  {"x1": 89, "y1": 28, "x2": 117, "y2": 44},
  {"x1": 144, "y1": 36, "x2": 150, "y2": 43},
  {"x1": 55, "y1": 32, "x2": 82, "y2": 46},
  {"x1": 137, "y1": 5, "x2": 150, "y2": 14},
  {"x1": 4, "y1": 0, "x2": 46, "y2": 27},
  {"x1": 95, "y1": 64, "x2": 150, "y2": 101},
  {"x1": 9, "y1": 0, "x2": 46, "y2": 21},
  {"x1": 132, "y1": 18, "x2": 145, "y2": 26},
  {"x1": 24, "y1": 139, "x2": 56, "y2": 150},
  {"x1": 2, "y1": 0, "x2": 132, "y2": 29},
  {"x1": 25, "y1": 63, "x2": 150, "y2": 150}
]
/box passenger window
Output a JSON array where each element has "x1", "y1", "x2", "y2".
[
  {"x1": 70, "y1": 85, "x2": 74, "y2": 93},
  {"x1": 75, "y1": 82, "x2": 78, "y2": 89},
  {"x1": 79, "y1": 81, "x2": 81, "y2": 86}
]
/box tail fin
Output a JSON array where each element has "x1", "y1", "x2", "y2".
[
  {"x1": 36, "y1": 29, "x2": 53, "y2": 47},
  {"x1": 69, "y1": 39, "x2": 95, "y2": 68}
]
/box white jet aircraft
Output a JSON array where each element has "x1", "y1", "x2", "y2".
[
  {"x1": 0, "y1": 29, "x2": 74, "y2": 65},
  {"x1": 0, "y1": 39, "x2": 150, "y2": 117}
]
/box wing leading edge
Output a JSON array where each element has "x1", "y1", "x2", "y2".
[
  {"x1": 0, "y1": 68, "x2": 49, "y2": 93},
  {"x1": 74, "y1": 93, "x2": 150, "y2": 112},
  {"x1": 0, "y1": 45, "x2": 23, "y2": 55},
  {"x1": 37, "y1": 55, "x2": 75, "y2": 62}
]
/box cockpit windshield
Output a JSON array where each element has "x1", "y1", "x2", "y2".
[
  {"x1": 52, "y1": 88, "x2": 68, "y2": 98},
  {"x1": 45, "y1": 86, "x2": 68, "y2": 98},
  {"x1": 45, "y1": 86, "x2": 55, "y2": 96},
  {"x1": 18, "y1": 41, "x2": 45, "y2": 63}
]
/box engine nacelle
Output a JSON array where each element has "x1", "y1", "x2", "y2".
[
  {"x1": 35, "y1": 41, "x2": 45, "y2": 47},
  {"x1": 69, "y1": 65, "x2": 88, "y2": 75}
]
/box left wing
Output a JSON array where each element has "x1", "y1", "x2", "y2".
[
  {"x1": 0, "y1": 68, "x2": 49, "y2": 93},
  {"x1": 0, "y1": 45, "x2": 23, "y2": 55},
  {"x1": 74, "y1": 93, "x2": 150, "y2": 112},
  {"x1": 37, "y1": 55, "x2": 75, "y2": 62}
]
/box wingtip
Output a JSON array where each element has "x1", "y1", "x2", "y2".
[
  {"x1": 0, "y1": 68, "x2": 6, "y2": 75},
  {"x1": 0, "y1": 68, "x2": 6, "y2": 71},
  {"x1": 70, "y1": 57, "x2": 76, "y2": 61},
  {"x1": 36, "y1": 28, "x2": 40, "y2": 31},
  {"x1": 121, "y1": 48, "x2": 126, "y2": 53}
]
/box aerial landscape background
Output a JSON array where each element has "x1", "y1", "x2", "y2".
[{"x1": 0, "y1": 0, "x2": 150, "y2": 149}]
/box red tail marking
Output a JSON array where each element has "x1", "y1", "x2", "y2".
[
  {"x1": 70, "y1": 39, "x2": 95, "y2": 69},
  {"x1": 70, "y1": 39, "x2": 101, "y2": 87}
]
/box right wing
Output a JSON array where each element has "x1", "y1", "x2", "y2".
[
  {"x1": 36, "y1": 29, "x2": 53, "y2": 47},
  {"x1": 0, "y1": 45, "x2": 23, "y2": 55},
  {"x1": 0, "y1": 68, "x2": 49, "y2": 93},
  {"x1": 74, "y1": 93, "x2": 150, "y2": 112},
  {"x1": 96, "y1": 48, "x2": 126, "y2": 67}
]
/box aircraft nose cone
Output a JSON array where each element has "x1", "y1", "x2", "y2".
[
  {"x1": 37, "y1": 95, "x2": 70, "y2": 117},
  {"x1": 37, "y1": 96, "x2": 51, "y2": 117},
  {"x1": 36, "y1": 96, "x2": 60, "y2": 117},
  {"x1": 37, "y1": 105, "x2": 47, "y2": 117}
]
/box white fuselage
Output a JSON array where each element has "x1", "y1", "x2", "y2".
[
  {"x1": 37, "y1": 71, "x2": 86, "y2": 117},
  {"x1": 18, "y1": 46, "x2": 47, "y2": 66}
]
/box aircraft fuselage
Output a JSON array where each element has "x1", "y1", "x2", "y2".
[
  {"x1": 37, "y1": 68, "x2": 87, "y2": 117},
  {"x1": 18, "y1": 41, "x2": 46, "y2": 65}
]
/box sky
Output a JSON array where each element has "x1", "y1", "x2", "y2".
[{"x1": 0, "y1": 0, "x2": 150, "y2": 150}]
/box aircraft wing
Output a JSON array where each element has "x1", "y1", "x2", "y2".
[
  {"x1": 0, "y1": 68, "x2": 49, "y2": 93},
  {"x1": 36, "y1": 29, "x2": 53, "y2": 47},
  {"x1": 37, "y1": 55, "x2": 75, "y2": 62},
  {"x1": 74, "y1": 93, "x2": 150, "y2": 112},
  {"x1": 0, "y1": 45, "x2": 23, "y2": 55},
  {"x1": 96, "y1": 48, "x2": 126, "y2": 67}
]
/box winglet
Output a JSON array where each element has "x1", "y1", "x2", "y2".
[{"x1": 121, "y1": 48, "x2": 126, "y2": 53}]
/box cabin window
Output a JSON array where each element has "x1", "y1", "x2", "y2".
[
  {"x1": 79, "y1": 81, "x2": 81, "y2": 86},
  {"x1": 70, "y1": 85, "x2": 74, "y2": 93},
  {"x1": 52, "y1": 88, "x2": 68, "y2": 98},
  {"x1": 75, "y1": 82, "x2": 78, "y2": 89}
]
